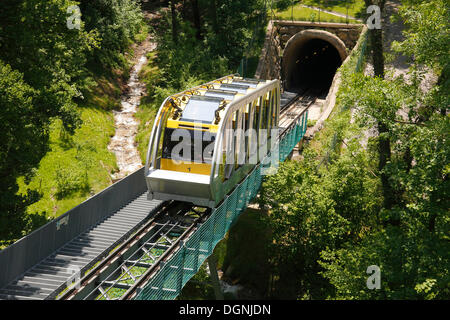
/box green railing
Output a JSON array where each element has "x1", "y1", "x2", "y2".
[{"x1": 135, "y1": 111, "x2": 308, "y2": 300}]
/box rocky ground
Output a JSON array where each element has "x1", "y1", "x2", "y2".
[{"x1": 107, "y1": 5, "x2": 159, "y2": 181}]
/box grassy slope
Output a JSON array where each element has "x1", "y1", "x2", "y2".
[
  {"x1": 17, "y1": 80, "x2": 120, "y2": 218},
  {"x1": 16, "y1": 26, "x2": 150, "y2": 220},
  {"x1": 274, "y1": 2, "x2": 361, "y2": 23},
  {"x1": 303, "y1": 0, "x2": 366, "y2": 19}
]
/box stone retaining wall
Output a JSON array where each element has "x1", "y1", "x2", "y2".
[{"x1": 255, "y1": 20, "x2": 363, "y2": 81}]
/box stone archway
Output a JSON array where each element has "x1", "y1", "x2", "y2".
[{"x1": 282, "y1": 29, "x2": 348, "y2": 93}]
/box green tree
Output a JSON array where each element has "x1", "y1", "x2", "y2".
[
  {"x1": 257, "y1": 0, "x2": 449, "y2": 299},
  {"x1": 170, "y1": 0, "x2": 179, "y2": 44},
  {"x1": 362, "y1": 0, "x2": 398, "y2": 214},
  {"x1": 191, "y1": 0, "x2": 203, "y2": 40},
  {"x1": 0, "y1": 0, "x2": 98, "y2": 134},
  {"x1": 392, "y1": 0, "x2": 450, "y2": 115},
  {"x1": 0, "y1": 0, "x2": 144, "y2": 243},
  {"x1": 319, "y1": 0, "x2": 449, "y2": 299},
  {"x1": 0, "y1": 61, "x2": 48, "y2": 242},
  {"x1": 274, "y1": 0, "x2": 294, "y2": 11},
  {"x1": 204, "y1": 0, "x2": 267, "y2": 68},
  {"x1": 260, "y1": 146, "x2": 380, "y2": 298},
  {"x1": 78, "y1": 0, "x2": 144, "y2": 69},
  {"x1": 0, "y1": 0, "x2": 97, "y2": 243},
  {"x1": 321, "y1": 73, "x2": 449, "y2": 298}
]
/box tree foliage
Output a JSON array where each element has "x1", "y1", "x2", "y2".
[
  {"x1": 0, "y1": 0, "x2": 98, "y2": 133},
  {"x1": 78, "y1": 0, "x2": 144, "y2": 68},
  {"x1": 139, "y1": 0, "x2": 268, "y2": 107},
  {"x1": 319, "y1": 72, "x2": 449, "y2": 299},
  {"x1": 0, "y1": 61, "x2": 48, "y2": 241},
  {"x1": 0, "y1": 0, "x2": 144, "y2": 243},
  {"x1": 259, "y1": 0, "x2": 449, "y2": 299},
  {"x1": 260, "y1": 135, "x2": 381, "y2": 298}
]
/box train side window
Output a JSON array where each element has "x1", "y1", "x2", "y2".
[
  {"x1": 157, "y1": 121, "x2": 165, "y2": 158},
  {"x1": 237, "y1": 107, "x2": 246, "y2": 168},
  {"x1": 227, "y1": 110, "x2": 239, "y2": 173},
  {"x1": 254, "y1": 97, "x2": 263, "y2": 149},
  {"x1": 222, "y1": 115, "x2": 234, "y2": 180},
  {"x1": 261, "y1": 95, "x2": 268, "y2": 132},
  {"x1": 259, "y1": 93, "x2": 269, "y2": 148},
  {"x1": 216, "y1": 133, "x2": 223, "y2": 180},
  {"x1": 233, "y1": 110, "x2": 237, "y2": 169},
  {"x1": 218, "y1": 117, "x2": 228, "y2": 181},
  {"x1": 267, "y1": 91, "x2": 273, "y2": 137},
  {"x1": 253, "y1": 98, "x2": 261, "y2": 135},
  {"x1": 234, "y1": 110, "x2": 243, "y2": 169},
  {"x1": 155, "y1": 110, "x2": 170, "y2": 167},
  {"x1": 244, "y1": 103, "x2": 251, "y2": 164},
  {"x1": 248, "y1": 100, "x2": 258, "y2": 164},
  {"x1": 272, "y1": 89, "x2": 278, "y2": 127}
]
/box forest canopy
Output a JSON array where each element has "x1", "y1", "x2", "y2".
[
  {"x1": 0, "y1": 0, "x2": 145, "y2": 243},
  {"x1": 259, "y1": 0, "x2": 449, "y2": 299}
]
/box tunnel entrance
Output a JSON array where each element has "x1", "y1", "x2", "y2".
[
  {"x1": 289, "y1": 38, "x2": 342, "y2": 94},
  {"x1": 282, "y1": 30, "x2": 348, "y2": 96}
]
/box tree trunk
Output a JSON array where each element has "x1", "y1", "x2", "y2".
[
  {"x1": 170, "y1": 1, "x2": 178, "y2": 44},
  {"x1": 210, "y1": 0, "x2": 219, "y2": 34},
  {"x1": 191, "y1": 0, "x2": 203, "y2": 40},
  {"x1": 364, "y1": 0, "x2": 386, "y2": 78},
  {"x1": 364, "y1": 1, "x2": 397, "y2": 214},
  {"x1": 370, "y1": 28, "x2": 385, "y2": 78},
  {"x1": 377, "y1": 121, "x2": 395, "y2": 210}
]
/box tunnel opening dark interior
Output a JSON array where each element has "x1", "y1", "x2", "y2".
[{"x1": 287, "y1": 38, "x2": 343, "y2": 96}]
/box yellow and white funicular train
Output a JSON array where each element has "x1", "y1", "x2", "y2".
[{"x1": 145, "y1": 74, "x2": 281, "y2": 207}]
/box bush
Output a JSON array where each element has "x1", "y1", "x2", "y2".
[
  {"x1": 79, "y1": 0, "x2": 145, "y2": 69},
  {"x1": 54, "y1": 164, "x2": 90, "y2": 199},
  {"x1": 274, "y1": 0, "x2": 295, "y2": 11}
]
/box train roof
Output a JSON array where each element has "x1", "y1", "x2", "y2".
[{"x1": 165, "y1": 75, "x2": 271, "y2": 127}]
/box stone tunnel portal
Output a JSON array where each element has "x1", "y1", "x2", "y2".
[{"x1": 282, "y1": 30, "x2": 348, "y2": 95}]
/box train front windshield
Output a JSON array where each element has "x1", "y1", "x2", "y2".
[{"x1": 162, "y1": 127, "x2": 216, "y2": 164}]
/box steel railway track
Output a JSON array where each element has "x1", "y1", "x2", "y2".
[
  {"x1": 0, "y1": 193, "x2": 164, "y2": 300},
  {"x1": 59, "y1": 203, "x2": 210, "y2": 300},
  {"x1": 279, "y1": 90, "x2": 317, "y2": 134}
]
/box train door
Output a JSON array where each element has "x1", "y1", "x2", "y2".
[{"x1": 259, "y1": 92, "x2": 270, "y2": 158}]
